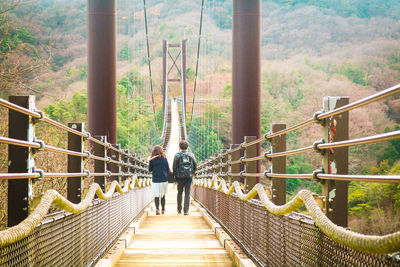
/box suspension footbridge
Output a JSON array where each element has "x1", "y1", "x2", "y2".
[{"x1": 0, "y1": 0, "x2": 400, "y2": 266}]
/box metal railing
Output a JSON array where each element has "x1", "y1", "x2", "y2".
[
  {"x1": 193, "y1": 84, "x2": 400, "y2": 266},
  {"x1": 0, "y1": 95, "x2": 153, "y2": 266}
]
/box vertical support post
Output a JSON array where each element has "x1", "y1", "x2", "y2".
[
  {"x1": 88, "y1": 0, "x2": 117, "y2": 144},
  {"x1": 93, "y1": 136, "x2": 107, "y2": 193},
  {"x1": 244, "y1": 136, "x2": 257, "y2": 192},
  {"x1": 67, "y1": 123, "x2": 84, "y2": 204},
  {"x1": 232, "y1": 0, "x2": 261, "y2": 175},
  {"x1": 322, "y1": 97, "x2": 349, "y2": 227},
  {"x1": 109, "y1": 144, "x2": 120, "y2": 183},
  {"x1": 271, "y1": 123, "x2": 286, "y2": 205},
  {"x1": 8, "y1": 96, "x2": 35, "y2": 226},
  {"x1": 230, "y1": 144, "x2": 241, "y2": 183}
]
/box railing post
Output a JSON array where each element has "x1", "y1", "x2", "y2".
[
  {"x1": 230, "y1": 144, "x2": 241, "y2": 183},
  {"x1": 221, "y1": 149, "x2": 228, "y2": 183},
  {"x1": 271, "y1": 123, "x2": 286, "y2": 205},
  {"x1": 121, "y1": 149, "x2": 129, "y2": 182},
  {"x1": 130, "y1": 154, "x2": 136, "y2": 177},
  {"x1": 93, "y1": 136, "x2": 107, "y2": 193},
  {"x1": 244, "y1": 136, "x2": 257, "y2": 193},
  {"x1": 67, "y1": 123, "x2": 84, "y2": 203},
  {"x1": 110, "y1": 144, "x2": 120, "y2": 183},
  {"x1": 8, "y1": 96, "x2": 35, "y2": 226},
  {"x1": 322, "y1": 97, "x2": 349, "y2": 227}
]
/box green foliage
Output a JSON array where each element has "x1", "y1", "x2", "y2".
[
  {"x1": 186, "y1": 66, "x2": 195, "y2": 81},
  {"x1": 118, "y1": 41, "x2": 133, "y2": 61},
  {"x1": 0, "y1": 21, "x2": 35, "y2": 55},
  {"x1": 377, "y1": 125, "x2": 400, "y2": 166},
  {"x1": 222, "y1": 83, "x2": 232, "y2": 98},
  {"x1": 188, "y1": 117, "x2": 224, "y2": 162},
  {"x1": 286, "y1": 155, "x2": 320, "y2": 194},
  {"x1": 335, "y1": 60, "x2": 367, "y2": 86},
  {"x1": 65, "y1": 66, "x2": 77, "y2": 77},
  {"x1": 44, "y1": 92, "x2": 87, "y2": 123},
  {"x1": 79, "y1": 64, "x2": 87, "y2": 80}
]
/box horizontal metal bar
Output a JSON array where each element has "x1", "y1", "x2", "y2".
[
  {"x1": 317, "y1": 174, "x2": 400, "y2": 183},
  {"x1": 91, "y1": 173, "x2": 110, "y2": 177},
  {"x1": 268, "y1": 146, "x2": 314, "y2": 158},
  {"x1": 317, "y1": 131, "x2": 400, "y2": 150},
  {"x1": 241, "y1": 154, "x2": 265, "y2": 162},
  {"x1": 0, "y1": 136, "x2": 40, "y2": 148},
  {"x1": 0, "y1": 98, "x2": 41, "y2": 118},
  {"x1": 241, "y1": 136, "x2": 266, "y2": 148},
  {"x1": 0, "y1": 173, "x2": 40, "y2": 179},
  {"x1": 43, "y1": 116, "x2": 87, "y2": 137},
  {"x1": 266, "y1": 173, "x2": 314, "y2": 179},
  {"x1": 242, "y1": 172, "x2": 263, "y2": 177},
  {"x1": 318, "y1": 83, "x2": 400, "y2": 120},
  {"x1": 229, "y1": 172, "x2": 241, "y2": 177},
  {"x1": 87, "y1": 136, "x2": 108, "y2": 147},
  {"x1": 89, "y1": 155, "x2": 108, "y2": 162},
  {"x1": 229, "y1": 159, "x2": 242, "y2": 165},
  {"x1": 228, "y1": 146, "x2": 242, "y2": 154},
  {"x1": 44, "y1": 144, "x2": 87, "y2": 157},
  {"x1": 266, "y1": 118, "x2": 314, "y2": 139},
  {"x1": 44, "y1": 173, "x2": 87, "y2": 178}
]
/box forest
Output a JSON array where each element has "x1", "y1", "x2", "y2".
[{"x1": 0, "y1": 0, "x2": 399, "y2": 233}]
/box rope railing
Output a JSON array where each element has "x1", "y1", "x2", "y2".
[
  {"x1": 195, "y1": 176, "x2": 400, "y2": 254},
  {"x1": 0, "y1": 95, "x2": 153, "y2": 258},
  {"x1": 0, "y1": 176, "x2": 151, "y2": 248},
  {"x1": 194, "y1": 83, "x2": 400, "y2": 258}
]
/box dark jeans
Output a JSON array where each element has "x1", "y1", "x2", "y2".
[
  {"x1": 155, "y1": 196, "x2": 165, "y2": 210},
  {"x1": 177, "y1": 178, "x2": 192, "y2": 213}
]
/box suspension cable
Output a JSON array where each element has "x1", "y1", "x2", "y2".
[
  {"x1": 189, "y1": 0, "x2": 205, "y2": 132},
  {"x1": 143, "y1": 0, "x2": 157, "y2": 125}
]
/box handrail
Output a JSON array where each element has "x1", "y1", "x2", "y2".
[
  {"x1": 0, "y1": 98, "x2": 41, "y2": 118},
  {"x1": 0, "y1": 136, "x2": 41, "y2": 149},
  {"x1": 317, "y1": 131, "x2": 400, "y2": 150},
  {"x1": 266, "y1": 118, "x2": 315, "y2": 139},
  {"x1": 0, "y1": 177, "x2": 151, "y2": 248},
  {"x1": 317, "y1": 84, "x2": 400, "y2": 120}
]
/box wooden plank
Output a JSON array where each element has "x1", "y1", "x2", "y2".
[{"x1": 115, "y1": 185, "x2": 234, "y2": 267}]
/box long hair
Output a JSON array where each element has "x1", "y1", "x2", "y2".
[{"x1": 151, "y1": 145, "x2": 165, "y2": 158}]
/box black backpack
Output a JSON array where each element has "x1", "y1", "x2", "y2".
[{"x1": 176, "y1": 152, "x2": 194, "y2": 178}]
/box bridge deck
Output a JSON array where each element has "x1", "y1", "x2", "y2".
[{"x1": 115, "y1": 185, "x2": 234, "y2": 267}]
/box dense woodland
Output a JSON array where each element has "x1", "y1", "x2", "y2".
[{"x1": 0, "y1": 0, "x2": 400, "y2": 233}]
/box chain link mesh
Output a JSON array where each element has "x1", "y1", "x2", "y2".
[
  {"x1": 193, "y1": 185, "x2": 400, "y2": 267},
  {"x1": 0, "y1": 187, "x2": 152, "y2": 267}
]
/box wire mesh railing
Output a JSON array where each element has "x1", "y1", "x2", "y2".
[
  {"x1": 193, "y1": 83, "x2": 400, "y2": 266},
  {"x1": 0, "y1": 95, "x2": 153, "y2": 265}
]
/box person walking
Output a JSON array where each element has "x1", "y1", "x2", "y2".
[
  {"x1": 148, "y1": 145, "x2": 170, "y2": 215},
  {"x1": 173, "y1": 140, "x2": 197, "y2": 215}
]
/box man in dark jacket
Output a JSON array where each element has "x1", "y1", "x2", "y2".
[{"x1": 173, "y1": 140, "x2": 197, "y2": 215}]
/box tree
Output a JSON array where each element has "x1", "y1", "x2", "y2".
[{"x1": 0, "y1": 0, "x2": 48, "y2": 97}]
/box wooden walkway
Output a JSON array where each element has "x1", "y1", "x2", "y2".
[{"x1": 115, "y1": 184, "x2": 234, "y2": 267}]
